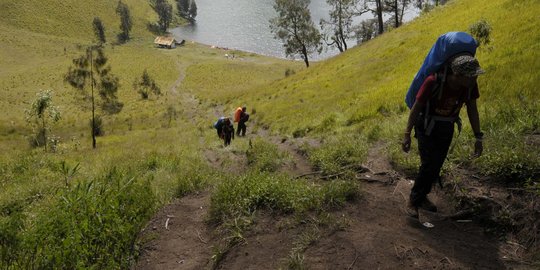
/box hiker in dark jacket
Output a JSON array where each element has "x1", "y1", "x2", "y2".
[
  {"x1": 214, "y1": 117, "x2": 235, "y2": 146},
  {"x1": 236, "y1": 106, "x2": 249, "y2": 137},
  {"x1": 402, "y1": 55, "x2": 484, "y2": 218}
]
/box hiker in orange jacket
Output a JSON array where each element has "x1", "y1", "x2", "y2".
[
  {"x1": 234, "y1": 106, "x2": 249, "y2": 137},
  {"x1": 402, "y1": 55, "x2": 484, "y2": 218}
]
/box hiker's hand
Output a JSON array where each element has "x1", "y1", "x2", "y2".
[
  {"x1": 402, "y1": 132, "x2": 411, "y2": 153},
  {"x1": 473, "y1": 140, "x2": 483, "y2": 158}
]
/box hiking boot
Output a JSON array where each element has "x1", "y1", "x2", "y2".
[
  {"x1": 406, "y1": 202, "x2": 419, "y2": 219},
  {"x1": 420, "y1": 198, "x2": 437, "y2": 212}
]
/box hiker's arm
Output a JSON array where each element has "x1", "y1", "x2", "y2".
[
  {"x1": 402, "y1": 102, "x2": 424, "y2": 153},
  {"x1": 466, "y1": 99, "x2": 483, "y2": 157}
]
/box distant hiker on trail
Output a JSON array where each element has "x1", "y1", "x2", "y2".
[
  {"x1": 214, "y1": 117, "x2": 235, "y2": 146},
  {"x1": 402, "y1": 33, "x2": 485, "y2": 219},
  {"x1": 234, "y1": 106, "x2": 249, "y2": 137}
]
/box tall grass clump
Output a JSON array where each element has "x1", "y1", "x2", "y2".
[
  {"x1": 474, "y1": 102, "x2": 540, "y2": 179},
  {"x1": 1, "y1": 167, "x2": 156, "y2": 269},
  {"x1": 246, "y1": 138, "x2": 290, "y2": 172},
  {"x1": 307, "y1": 134, "x2": 369, "y2": 176},
  {"x1": 176, "y1": 161, "x2": 217, "y2": 197},
  {"x1": 208, "y1": 172, "x2": 359, "y2": 225}
]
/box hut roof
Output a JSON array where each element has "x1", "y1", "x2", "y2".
[{"x1": 154, "y1": 36, "x2": 176, "y2": 46}]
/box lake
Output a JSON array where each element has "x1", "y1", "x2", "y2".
[{"x1": 170, "y1": 0, "x2": 419, "y2": 60}]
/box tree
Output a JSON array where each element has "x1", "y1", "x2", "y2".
[
  {"x1": 25, "y1": 90, "x2": 61, "y2": 151},
  {"x1": 150, "y1": 0, "x2": 173, "y2": 33},
  {"x1": 116, "y1": 1, "x2": 133, "y2": 43},
  {"x1": 190, "y1": 1, "x2": 197, "y2": 22},
  {"x1": 415, "y1": 0, "x2": 446, "y2": 11},
  {"x1": 383, "y1": 0, "x2": 411, "y2": 28},
  {"x1": 270, "y1": 0, "x2": 322, "y2": 67},
  {"x1": 320, "y1": 0, "x2": 365, "y2": 52},
  {"x1": 65, "y1": 46, "x2": 121, "y2": 149},
  {"x1": 177, "y1": 0, "x2": 197, "y2": 23},
  {"x1": 133, "y1": 69, "x2": 161, "y2": 99},
  {"x1": 92, "y1": 17, "x2": 106, "y2": 44},
  {"x1": 354, "y1": 18, "x2": 378, "y2": 44}
]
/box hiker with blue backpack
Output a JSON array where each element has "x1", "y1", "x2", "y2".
[
  {"x1": 401, "y1": 32, "x2": 485, "y2": 219},
  {"x1": 214, "y1": 117, "x2": 235, "y2": 146}
]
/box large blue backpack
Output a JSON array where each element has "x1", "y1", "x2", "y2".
[{"x1": 405, "y1": 32, "x2": 479, "y2": 109}]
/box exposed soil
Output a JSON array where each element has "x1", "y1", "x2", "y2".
[{"x1": 136, "y1": 191, "x2": 213, "y2": 269}]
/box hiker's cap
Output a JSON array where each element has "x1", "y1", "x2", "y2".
[{"x1": 450, "y1": 55, "x2": 485, "y2": 77}]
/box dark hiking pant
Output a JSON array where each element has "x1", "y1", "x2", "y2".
[
  {"x1": 237, "y1": 121, "x2": 246, "y2": 137},
  {"x1": 216, "y1": 127, "x2": 223, "y2": 138},
  {"x1": 410, "y1": 118, "x2": 454, "y2": 207}
]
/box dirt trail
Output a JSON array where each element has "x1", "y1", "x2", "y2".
[
  {"x1": 213, "y1": 143, "x2": 513, "y2": 270},
  {"x1": 304, "y1": 144, "x2": 508, "y2": 269},
  {"x1": 254, "y1": 127, "x2": 315, "y2": 176},
  {"x1": 136, "y1": 192, "x2": 213, "y2": 269}
]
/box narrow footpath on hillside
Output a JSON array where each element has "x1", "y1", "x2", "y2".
[{"x1": 134, "y1": 70, "x2": 524, "y2": 269}]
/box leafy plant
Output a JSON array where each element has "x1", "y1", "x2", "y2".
[
  {"x1": 133, "y1": 69, "x2": 161, "y2": 99},
  {"x1": 25, "y1": 90, "x2": 61, "y2": 151},
  {"x1": 469, "y1": 19, "x2": 492, "y2": 48}
]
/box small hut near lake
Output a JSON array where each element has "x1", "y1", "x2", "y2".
[{"x1": 154, "y1": 36, "x2": 179, "y2": 49}]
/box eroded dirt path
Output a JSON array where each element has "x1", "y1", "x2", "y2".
[
  {"x1": 304, "y1": 143, "x2": 507, "y2": 269},
  {"x1": 136, "y1": 192, "x2": 213, "y2": 269}
]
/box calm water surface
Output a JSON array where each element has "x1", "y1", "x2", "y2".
[
  {"x1": 171, "y1": 0, "x2": 350, "y2": 60},
  {"x1": 170, "y1": 0, "x2": 418, "y2": 60}
]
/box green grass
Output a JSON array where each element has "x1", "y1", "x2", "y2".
[
  {"x1": 228, "y1": 0, "x2": 539, "y2": 180},
  {"x1": 208, "y1": 172, "x2": 360, "y2": 225},
  {"x1": 1, "y1": 0, "x2": 539, "y2": 267}
]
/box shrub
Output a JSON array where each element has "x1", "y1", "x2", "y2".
[
  {"x1": 285, "y1": 68, "x2": 296, "y2": 77},
  {"x1": 90, "y1": 115, "x2": 104, "y2": 136},
  {"x1": 469, "y1": 19, "x2": 492, "y2": 48},
  {"x1": 133, "y1": 69, "x2": 161, "y2": 99}
]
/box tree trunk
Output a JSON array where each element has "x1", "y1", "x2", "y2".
[
  {"x1": 338, "y1": 2, "x2": 347, "y2": 51},
  {"x1": 394, "y1": 0, "x2": 399, "y2": 28},
  {"x1": 375, "y1": 0, "x2": 384, "y2": 34},
  {"x1": 90, "y1": 49, "x2": 96, "y2": 149},
  {"x1": 302, "y1": 45, "x2": 309, "y2": 67},
  {"x1": 42, "y1": 116, "x2": 47, "y2": 152}
]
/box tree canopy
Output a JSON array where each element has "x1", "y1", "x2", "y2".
[{"x1": 270, "y1": 0, "x2": 322, "y2": 67}]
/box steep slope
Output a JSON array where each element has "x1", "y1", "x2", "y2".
[{"x1": 240, "y1": 0, "x2": 539, "y2": 134}]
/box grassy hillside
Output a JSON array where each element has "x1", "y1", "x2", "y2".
[
  {"x1": 240, "y1": 0, "x2": 539, "y2": 130},
  {"x1": 225, "y1": 0, "x2": 539, "y2": 179},
  {"x1": 0, "y1": 0, "x2": 156, "y2": 40},
  {"x1": 1, "y1": 0, "x2": 539, "y2": 268},
  {"x1": 0, "y1": 0, "x2": 306, "y2": 268}
]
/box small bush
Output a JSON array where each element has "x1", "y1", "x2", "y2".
[
  {"x1": 469, "y1": 19, "x2": 492, "y2": 48},
  {"x1": 91, "y1": 115, "x2": 104, "y2": 136},
  {"x1": 285, "y1": 68, "x2": 296, "y2": 77},
  {"x1": 28, "y1": 128, "x2": 46, "y2": 148},
  {"x1": 133, "y1": 70, "x2": 161, "y2": 99}
]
